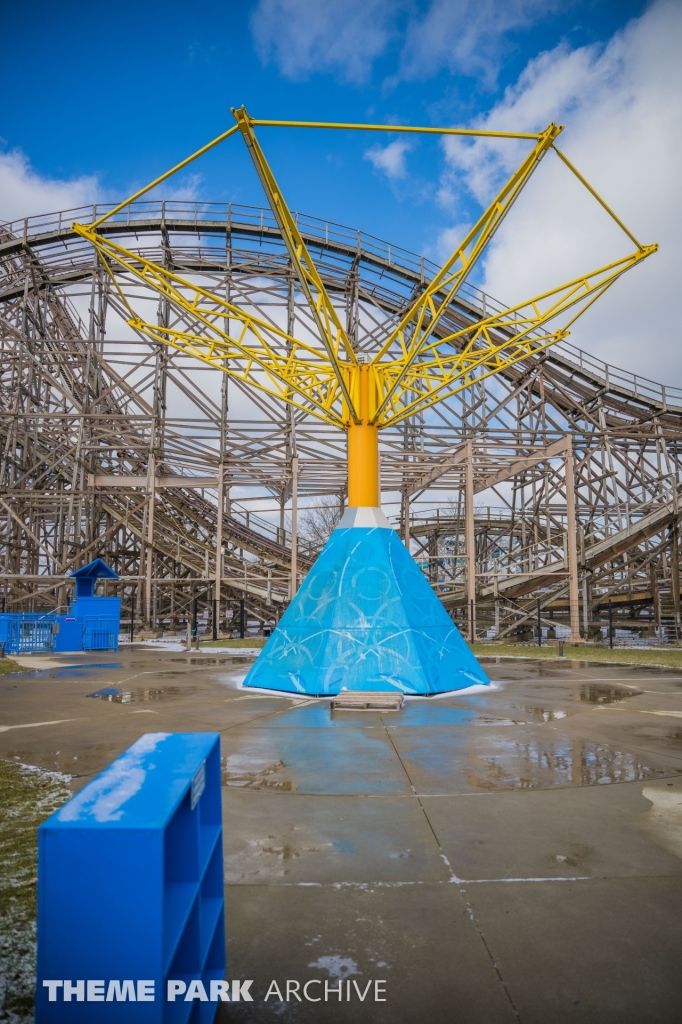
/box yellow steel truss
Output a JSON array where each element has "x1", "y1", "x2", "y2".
[
  {"x1": 76, "y1": 227, "x2": 349, "y2": 428},
  {"x1": 72, "y1": 108, "x2": 656, "y2": 434}
]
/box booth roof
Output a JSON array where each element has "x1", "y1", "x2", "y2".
[{"x1": 69, "y1": 557, "x2": 119, "y2": 581}]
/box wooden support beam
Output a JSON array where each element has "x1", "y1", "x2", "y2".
[
  {"x1": 88, "y1": 474, "x2": 219, "y2": 488},
  {"x1": 475, "y1": 437, "x2": 568, "y2": 493},
  {"x1": 290, "y1": 455, "x2": 298, "y2": 599},
  {"x1": 465, "y1": 442, "x2": 476, "y2": 639},
  {"x1": 563, "y1": 434, "x2": 581, "y2": 641}
]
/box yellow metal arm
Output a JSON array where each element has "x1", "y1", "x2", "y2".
[
  {"x1": 73, "y1": 224, "x2": 349, "y2": 428},
  {"x1": 552, "y1": 146, "x2": 643, "y2": 250},
  {"x1": 249, "y1": 118, "x2": 544, "y2": 141},
  {"x1": 87, "y1": 125, "x2": 239, "y2": 231},
  {"x1": 370, "y1": 121, "x2": 564, "y2": 422},
  {"x1": 232, "y1": 106, "x2": 359, "y2": 419},
  {"x1": 376, "y1": 244, "x2": 656, "y2": 427},
  {"x1": 71, "y1": 108, "x2": 657, "y2": 501}
]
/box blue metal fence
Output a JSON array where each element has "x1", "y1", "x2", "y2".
[{"x1": 0, "y1": 613, "x2": 56, "y2": 654}]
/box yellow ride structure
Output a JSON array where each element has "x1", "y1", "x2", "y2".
[{"x1": 73, "y1": 108, "x2": 655, "y2": 511}]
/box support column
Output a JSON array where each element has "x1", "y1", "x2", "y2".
[
  {"x1": 347, "y1": 423, "x2": 379, "y2": 507},
  {"x1": 286, "y1": 267, "x2": 298, "y2": 599},
  {"x1": 650, "y1": 563, "x2": 661, "y2": 640},
  {"x1": 670, "y1": 518, "x2": 681, "y2": 639},
  {"x1": 290, "y1": 455, "x2": 298, "y2": 599},
  {"x1": 564, "y1": 434, "x2": 581, "y2": 642},
  {"x1": 465, "y1": 442, "x2": 476, "y2": 640},
  {"x1": 347, "y1": 365, "x2": 379, "y2": 508},
  {"x1": 215, "y1": 463, "x2": 224, "y2": 634},
  {"x1": 403, "y1": 489, "x2": 410, "y2": 550},
  {"x1": 577, "y1": 524, "x2": 585, "y2": 634},
  {"x1": 145, "y1": 453, "x2": 155, "y2": 629},
  {"x1": 215, "y1": 354, "x2": 228, "y2": 630}
]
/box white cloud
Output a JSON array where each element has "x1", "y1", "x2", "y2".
[
  {"x1": 438, "y1": 0, "x2": 682, "y2": 382},
  {"x1": 0, "y1": 151, "x2": 204, "y2": 227},
  {"x1": 430, "y1": 223, "x2": 472, "y2": 263},
  {"x1": 249, "y1": 0, "x2": 565, "y2": 85},
  {"x1": 397, "y1": 0, "x2": 566, "y2": 87},
  {"x1": 250, "y1": 0, "x2": 401, "y2": 84},
  {"x1": 146, "y1": 173, "x2": 203, "y2": 203},
  {"x1": 364, "y1": 138, "x2": 412, "y2": 179},
  {"x1": 0, "y1": 149, "x2": 101, "y2": 224}
]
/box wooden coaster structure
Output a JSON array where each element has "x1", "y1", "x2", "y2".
[
  {"x1": 72, "y1": 108, "x2": 654, "y2": 526},
  {"x1": 1, "y1": 112, "x2": 673, "y2": 648}
]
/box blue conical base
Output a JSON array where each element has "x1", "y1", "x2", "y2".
[{"x1": 244, "y1": 509, "x2": 489, "y2": 696}]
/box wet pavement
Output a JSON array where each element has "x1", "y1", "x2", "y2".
[{"x1": 1, "y1": 648, "x2": 682, "y2": 1023}]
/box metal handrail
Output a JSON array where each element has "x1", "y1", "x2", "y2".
[{"x1": 2, "y1": 200, "x2": 679, "y2": 408}]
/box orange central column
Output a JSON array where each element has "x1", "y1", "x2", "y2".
[{"x1": 347, "y1": 364, "x2": 380, "y2": 508}]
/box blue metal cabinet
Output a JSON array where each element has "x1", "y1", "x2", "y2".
[
  {"x1": 36, "y1": 733, "x2": 225, "y2": 1023},
  {"x1": 72, "y1": 597, "x2": 121, "y2": 650},
  {"x1": 53, "y1": 615, "x2": 83, "y2": 653}
]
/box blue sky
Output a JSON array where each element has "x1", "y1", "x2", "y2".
[
  {"x1": 0, "y1": 0, "x2": 645, "y2": 250},
  {"x1": 1, "y1": 0, "x2": 680, "y2": 379}
]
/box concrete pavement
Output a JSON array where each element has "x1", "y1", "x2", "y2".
[{"x1": 1, "y1": 647, "x2": 681, "y2": 1023}]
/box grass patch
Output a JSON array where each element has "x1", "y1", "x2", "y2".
[
  {"x1": 472, "y1": 643, "x2": 682, "y2": 670},
  {"x1": 0, "y1": 761, "x2": 71, "y2": 1022},
  {"x1": 199, "y1": 638, "x2": 267, "y2": 649},
  {"x1": 0, "y1": 659, "x2": 22, "y2": 676}
]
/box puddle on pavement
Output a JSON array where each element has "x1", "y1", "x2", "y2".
[
  {"x1": 633, "y1": 727, "x2": 682, "y2": 742},
  {"x1": 397, "y1": 728, "x2": 682, "y2": 791},
  {"x1": 71, "y1": 662, "x2": 121, "y2": 670},
  {"x1": 463, "y1": 737, "x2": 679, "y2": 790},
  {"x1": 87, "y1": 686, "x2": 198, "y2": 704},
  {"x1": 577, "y1": 684, "x2": 642, "y2": 704},
  {"x1": 387, "y1": 706, "x2": 476, "y2": 727},
  {"x1": 470, "y1": 718, "x2": 526, "y2": 726},
  {"x1": 18, "y1": 665, "x2": 122, "y2": 679},
  {"x1": 222, "y1": 753, "x2": 295, "y2": 790},
  {"x1": 387, "y1": 700, "x2": 562, "y2": 728},
  {"x1": 523, "y1": 707, "x2": 568, "y2": 722},
  {"x1": 171, "y1": 657, "x2": 256, "y2": 666}
]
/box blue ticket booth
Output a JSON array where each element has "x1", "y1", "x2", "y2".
[
  {"x1": 36, "y1": 732, "x2": 225, "y2": 1023},
  {"x1": 0, "y1": 559, "x2": 121, "y2": 654},
  {"x1": 55, "y1": 558, "x2": 121, "y2": 652}
]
